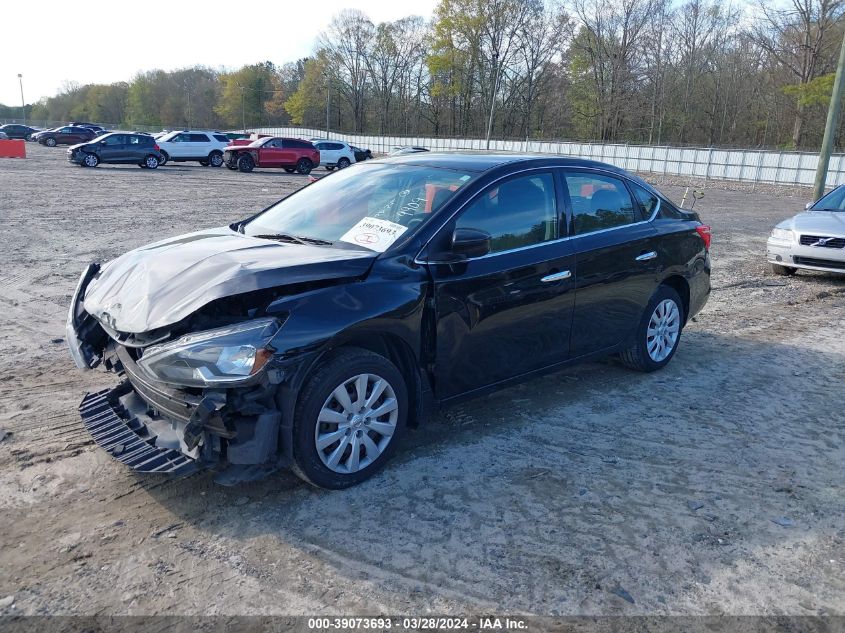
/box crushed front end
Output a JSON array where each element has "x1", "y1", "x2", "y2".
[{"x1": 67, "y1": 264, "x2": 285, "y2": 479}]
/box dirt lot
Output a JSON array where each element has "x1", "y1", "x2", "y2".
[{"x1": 0, "y1": 144, "x2": 843, "y2": 617}]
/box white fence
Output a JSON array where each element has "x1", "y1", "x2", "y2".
[{"x1": 256, "y1": 126, "x2": 845, "y2": 188}]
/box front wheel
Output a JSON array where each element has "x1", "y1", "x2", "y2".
[
  {"x1": 237, "y1": 155, "x2": 255, "y2": 172},
  {"x1": 771, "y1": 263, "x2": 797, "y2": 276},
  {"x1": 45, "y1": 137, "x2": 57, "y2": 147},
  {"x1": 292, "y1": 348, "x2": 408, "y2": 489},
  {"x1": 296, "y1": 158, "x2": 313, "y2": 175},
  {"x1": 158, "y1": 150, "x2": 169, "y2": 166},
  {"x1": 619, "y1": 285, "x2": 684, "y2": 372},
  {"x1": 82, "y1": 153, "x2": 99, "y2": 167}
]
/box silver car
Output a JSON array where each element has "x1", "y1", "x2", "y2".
[{"x1": 767, "y1": 185, "x2": 845, "y2": 275}]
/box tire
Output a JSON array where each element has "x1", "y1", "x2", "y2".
[
  {"x1": 291, "y1": 347, "x2": 408, "y2": 489},
  {"x1": 158, "y1": 150, "x2": 169, "y2": 166},
  {"x1": 208, "y1": 151, "x2": 224, "y2": 167},
  {"x1": 82, "y1": 153, "x2": 99, "y2": 168},
  {"x1": 226, "y1": 162, "x2": 238, "y2": 170},
  {"x1": 284, "y1": 167, "x2": 295, "y2": 173},
  {"x1": 771, "y1": 263, "x2": 797, "y2": 276},
  {"x1": 325, "y1": 165, "x2": 334, "y2": 171},
  {"x1": 237, "y1": 155, "x2": 255, "y2": 173},
  {"x1": 337, "y1": 157, "x2": 351, "y2": 169},
  {"x1": 619, "y1": 285, "x2": 684, "y2": 372},
  {"x1": 144, "y1": 155, "x2": 159, "y2": 169},
  {"x1": 45, "y1": 137, "x2": 57, "y2": 147},
  {"x1": 296, "y1": 158, "x2": 313, "y2": 175},
  {"x1": 199, "y1": 160, "x2": 209, "y2": 166}
]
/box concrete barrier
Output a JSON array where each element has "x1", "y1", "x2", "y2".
[{"x1": 0, "y1": 139, "x2": 26, "y2": 158}]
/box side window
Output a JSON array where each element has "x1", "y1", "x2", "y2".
[
  {"x1": 189, "y1": 133, "x2": 209, "y2": 142},
  {"x1": 455, "y1": 172, "x2": 557, "y2": 254},
  {"x1": 102, "y1": 135, "x2": 125, "y2": 146},
  {"x1": 629, "y1": 182, "x2": 659, "y2": 218},
  {"x1": 315, "y1": 143, "x2": 326, "y2": 150},
  {"x1": 658, "y1": 199, "x2": 687, "y2": 219},
  {"x1": 565, "y1": 172, "x2": 638, "y2": 235},
  {"x1": 169, "y1": 134, "x2": 186, "y2": 143},
  {"x1": 213, "y1": 134, "x2": 229, "y2": 143},
  {"x1": 128, "y1": 135, "x2": 141, "y2": 145},
  {"x1": 60, "y1": 127, "x2": 73, "y2": 133}
]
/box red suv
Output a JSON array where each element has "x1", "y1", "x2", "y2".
[
  {"x1": 34, "y1": 126, "x2": 98, "y2": 147},
  {"x1": 223, "y1": 137, "x2": 319, "y2": 174}
]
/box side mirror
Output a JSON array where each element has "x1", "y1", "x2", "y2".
[
  {"x1": 805, "y1": 202, "x2": 813, "y2": 210},
  {"x1": 451, "y1": 227, "x2": 492, "y2": 259}
]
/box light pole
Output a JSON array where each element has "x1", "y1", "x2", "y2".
[
  {"x1": 324, "y1": 70, "x2": 331, "y2": 138},
  {"x1": 17, "y1": 74, "x2": 25, "y2": 125},
  {"x1": 240, "y1": 85, "x2": 246, "y2": 133},
  {"x1": 485, "y1": 52, "x2": 500, "y2": 150},
  {"x1": 814, "y1": 28, "x2": 845, "y2": 200}
]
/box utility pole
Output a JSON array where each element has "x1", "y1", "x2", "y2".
[
  {"x1": 813, "y1": 28, "x2": 845, "y2": 201},
  {"x1": 17, "y1": 74, "x2": 25, "y2": 125},
  {"x1": 485, "y1": 52, "x2": 500, "y2": 150}
]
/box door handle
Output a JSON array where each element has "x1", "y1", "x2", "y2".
[
  {"x1": 540, "y1": 270, "x2": 572, "y2": 283},
  {"x1": 635, "y1": 251, "x2": 657, "y2": 261}
]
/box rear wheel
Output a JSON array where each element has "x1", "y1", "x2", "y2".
[
  {"x1": 45, "y1": 137, "x2": 57, "y2": 147},
  {"x1": 237, "y1": 155, "x2": 255, "y2": 172},
  {"x1": 337, "y1": 157, "x2": 351, "y2": 169},
  {"x1": 771, "y1": 263, "x2": 797, "y2": 276},
  {"x1": 292, "y1": 348, "x2": 408, "y2": 489},
  {"x1": 82, "y1": 153, "x2": 99, "y2": 167},
  {"x1": 296, "y1": 158, "x2": 313, "y2": 175},
  {"x1": 208, "y1": 151, "x2": 224, "y2": 167},
  {"x1": 144, "y1": 155, "x2": 159, "y2": 169},
  {"x1": 619, "y1": 285, "x2": 684, "y2": 372}
]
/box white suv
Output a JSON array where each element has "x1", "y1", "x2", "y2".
[
  {"x1": 311, "y1": 139, "x2": 356, "y2": 171},
  {"x1": 157, "y1": 130, "x2": 231, "y2": 167}
]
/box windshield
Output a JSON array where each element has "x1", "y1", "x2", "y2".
[
  {"x1": 244, "y1": 163, "x2": 475, "y2": 252},
  {"x1": 811, "y1": 186, "x2": 845, "y2": 211}
]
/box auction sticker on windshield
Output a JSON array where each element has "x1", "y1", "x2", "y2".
[{"x1": 340, "y1": 217, "x2": 408, "y2": 252}]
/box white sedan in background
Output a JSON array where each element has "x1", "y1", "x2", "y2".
[{"x1": 767, "y1": 184, "x2": 845, "y2": 275}]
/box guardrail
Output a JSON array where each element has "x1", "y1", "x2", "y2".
[{"x1": 254, "y1": 126, "x2": 845, "y2": 188}]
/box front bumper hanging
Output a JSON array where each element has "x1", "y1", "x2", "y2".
[{"x1": 79, "y1": 387, "x2": 201, "y2": 476}]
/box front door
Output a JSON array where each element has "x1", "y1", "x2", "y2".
[
  {"x1": 97, "y1": 134, "x2": 126, "y2": 162},
  {"x1": 428, "y1": 171, "x2": 576, "y2": 399},
  {"x1": 562, "y1": 170, "x2": 662, "y2": 357}
]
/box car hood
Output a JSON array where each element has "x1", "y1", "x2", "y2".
[
  {"x1": 783, "y1": 211, "x2": 845, "y2": 234},
  {"x1": 83, "y1": 227, "x2": 377, "y2": 333}
]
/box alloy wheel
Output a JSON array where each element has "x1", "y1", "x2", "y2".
[
  {"x1": 315, "y1": 373, "x2": 398, "y2": 474},
  {"x1": 145, "y1": 156, "x2": 158, "y2": 168},
  {"x1": 84, "y1": 154, "x2": 99, "y2": 167},
  {"x1": 646, "y1": 299, "x2": 680, "y2": 362}
]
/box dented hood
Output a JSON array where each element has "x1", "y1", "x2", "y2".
[{"x1": 83, "y1": 227, "x2": 377, "y2": 333}]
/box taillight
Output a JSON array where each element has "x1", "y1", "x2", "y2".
[
  {"x1": 695, "y1": 225, "x2": 711, "y2": 250},
  {"x1": 153, "y1": 144, "x2": 160, "y2": 151}
]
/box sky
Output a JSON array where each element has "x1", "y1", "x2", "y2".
[{"x1": 0, "y1": 0, "x2": 440, "y2": 107}]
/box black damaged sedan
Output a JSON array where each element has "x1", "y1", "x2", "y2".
[{"x1": 67, "y1": 154, "x2": 711, "y2": 489}]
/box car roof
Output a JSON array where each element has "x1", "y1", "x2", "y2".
[{"x1": 370, "y1": 151, "x2": 634, "y2": 175}]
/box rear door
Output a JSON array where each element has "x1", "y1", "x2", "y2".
[
  {"x1": 428, "y1": 170, "x2": 576, "y2": 399},
  {"x1": 125, "y1": 134, "x2": 147, "y2": 162},
  {"x1": 187, "y1": 133, "x2": 210, "y2": 159},
  {"x1": 562, "y1": 169, "x2": 662, "y2": 357}
]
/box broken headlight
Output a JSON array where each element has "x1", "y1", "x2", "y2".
[{"x1": 137, "y1": 318, "x2": 281, "y2": 387}]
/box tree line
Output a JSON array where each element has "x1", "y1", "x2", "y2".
[{"x1": 6, "y1": 0, "x2": 845, "y2": 150}]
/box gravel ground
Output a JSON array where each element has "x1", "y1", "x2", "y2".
[{"x1": 0, "y1": 144, "x2": 843, "y2": 617}]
